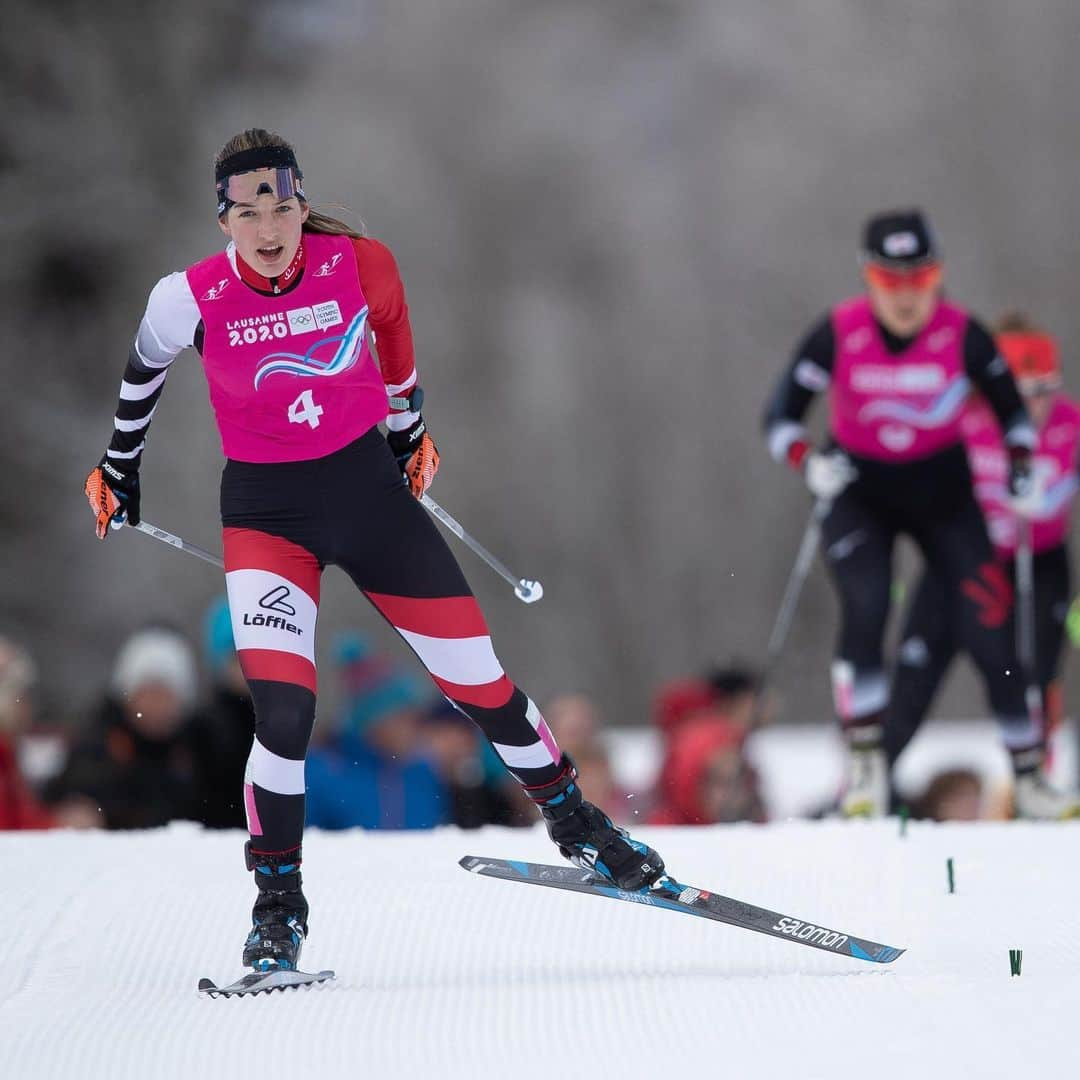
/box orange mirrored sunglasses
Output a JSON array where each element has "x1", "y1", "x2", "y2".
[{"x1": 864, "y1": 262, "x2": 942, "y2": 292}]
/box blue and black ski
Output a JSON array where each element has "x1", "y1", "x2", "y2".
[{"x1": 460, "y1": 856, "x2": 904, "y2": 965}]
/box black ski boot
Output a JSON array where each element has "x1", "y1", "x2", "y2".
[
  {"x1": 243, "y1": 843, "x2": 309, "y2": 972},
  {"x1": 529, "y1": 756, "x2": 665, "y2": 891}
]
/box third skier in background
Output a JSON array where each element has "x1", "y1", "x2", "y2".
[{"x1": 886, "y1": 314, "x2": 1080, "y2": 815}]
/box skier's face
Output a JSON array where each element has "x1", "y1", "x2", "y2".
[
  {"x1": 218, "y1": 169, "x2": 309, "y2": 276},
  {"x1": 1023, "y1": 386, "x2": 1054, "y2": 429},
  {"x1": 863, "y1": 262, "x2": 942, "y2": 338}
]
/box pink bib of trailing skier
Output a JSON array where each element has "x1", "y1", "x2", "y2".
[
  {"x1": 829, "y1": 296, "x2": 970, "y2": 462},
  {"x1": 963, "y1": 395, "x2": 1080, "y2": 558},
  {"x1": 187, "y1": 233, "x2": 387, "y2": 462}
]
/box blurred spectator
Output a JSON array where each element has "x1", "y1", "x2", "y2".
[
  {"x1": 911, "y1": 769, "x2": 983, "y2": 822},
  {"x1": 545, "y1": 694, "x2": 604, "y2": 758},
  {"x1": 652, "y1": 677, "x2": 716, "y2": 800},
  {"x1": 187, "y1": 596, "x2": 256, "y2": 828},
  {"x1": 651, "y1": 669, "x2": 762, "y2": 804},
  {"x1": 649, "y1": 713, "x2": 767, "y2": 825},
  {"x1": 706, "y1": 665, "x2": 766, "y2": 729},
  {"x1": 546, "y1": 693, "x2": 627, "y2": 823},
  {"x1": 423, "y1": 700, "x2": 531, "y2": 828},
  {"x1": 44, "y1": 626, "x2": 204, "y2": 829},
  {"x1": 305, "y1": 633, "x2": 447, "y2": 830},
  {"x1": 653, "y1": 678, "x2": 717, "y2": 742},
  {"x1": 0, "y1": 637, "x2": 56, "y2": 829}
]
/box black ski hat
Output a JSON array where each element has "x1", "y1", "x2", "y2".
[{"x1": 861, "y1": 209, "x2": 939, "y2": 266}]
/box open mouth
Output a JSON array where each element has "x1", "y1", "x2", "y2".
[{"x1": 256, "y1": 245, "x2": 285, "y2": 263}]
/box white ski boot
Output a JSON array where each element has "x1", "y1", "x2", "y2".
[
  {"x1": 841, "y1": 744, "x2": 890, "y2": 818},
  {"x1": 1014, "y1": 770, "x2": 1080, "y2": 820}
]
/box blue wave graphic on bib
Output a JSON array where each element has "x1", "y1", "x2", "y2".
[
  {"x1": 253, "y1": 307, "x2": 369, "y2": 389},
  {"x1": 857, "y1": 376, "x2": 970, "y2": 429},
  {"x1": 1040, "y1": 473, "x2": 1079, "y2": 518}
]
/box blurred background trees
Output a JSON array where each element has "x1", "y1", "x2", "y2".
[{"x1": 5, "y1": 0, "x2": 1080, "y2": 727}]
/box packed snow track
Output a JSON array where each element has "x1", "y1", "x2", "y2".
[{"x1": 3, "y1": 821, "x2": 1076, "y2": 1079}]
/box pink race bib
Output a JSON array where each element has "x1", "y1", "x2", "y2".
[
  {"x1": 829, "y1": 296, "x2": 970, "y2": 462},
  {"x1": 187, "y1": 233, "x2": 387, "y2": 462},
  {"x1": 964, "y1": 396, "x2": 1080, "y2": 558}
]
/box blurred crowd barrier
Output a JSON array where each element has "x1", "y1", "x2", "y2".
[{"x1": 2, "y1": 607, "x2": 1061, "y2": 832}]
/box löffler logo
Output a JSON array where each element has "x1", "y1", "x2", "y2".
[
  {"x1": 242, "y1": 585, "x2": 304, "y2": 636},
  {"x1": 259, "y1": 585, "x2": 297, "y2": 617}
]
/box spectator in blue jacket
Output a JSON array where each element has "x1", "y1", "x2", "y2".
[{"x1": 305, "y1": 633, "x2": 448, "y2": 830}]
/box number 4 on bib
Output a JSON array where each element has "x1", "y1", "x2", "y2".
[{"x1": 288, "y1": 389, "x2": 324, "y2": 429}]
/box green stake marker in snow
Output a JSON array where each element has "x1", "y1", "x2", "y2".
[
  {"x1": 947, "y1": 857, "x2": 955, "y2": 894},
  {"x1": 1010, "y1": 949, "x2": 1023, "y2": 976},
  {"x1": 899, "y1": 805, "x2": 909, "y2": 837}
]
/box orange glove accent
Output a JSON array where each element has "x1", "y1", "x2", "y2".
[
  {"x1": 403, "y1": 433, "x2": 440, "y2": 498},
  {"x1": 85, "y1": 467, "x2": 122, "y2": 539}
]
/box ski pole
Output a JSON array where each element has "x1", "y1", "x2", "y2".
[
  {"x1": 752, "y1": 497, "x2": 831, "y2": 722},
  {"x1": 130, "y1": 502, "x2": 543, "y2": 605},
  {"x1": 420, "y1": 493, "x2": 543, "y2": 604},
  {"x1": 130, "y1": 519, "x2": 225, "y2": 570},
  {"x1": 130, "y1": 503, "x2": 543, "y2": 608},
  {"x1": 1014, "y1": 517, "x2": 1045, "y2": 737}
]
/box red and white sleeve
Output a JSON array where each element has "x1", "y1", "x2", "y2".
[{"x1": 352, "y1": 237, "x2": 419, "y2": 431}]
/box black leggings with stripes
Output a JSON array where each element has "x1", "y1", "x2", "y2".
[
  {"x1": 221, "y1": 427, "x2": 564, "y2": 856},
  {"x1": 821, "y1": 480, "x2": 1031, "y2": 743},
  {"x1": 886, "y1": 543, "x2": 1071, "y2": 765}
]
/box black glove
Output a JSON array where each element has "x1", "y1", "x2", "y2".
[
  {"x1": 386, "y1": 414, "x2": 426, "y2": 466},
  {"x1": 84, "y1": 456, "x2": 141, "y2": 539},
  {"x1": 1007, "y1": 445, "x2": 1033, "y2": 498},
  {"x1": 386, "y1": 414, "x2": 440, "y2": 498},
  {"x1": 1007, "y1": 445, "x2": 1042, "y2": 518}
]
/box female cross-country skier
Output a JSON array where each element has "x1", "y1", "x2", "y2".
[
  {"x1": 886, "y1": 314, "x2": 1080, "y2": 816},
  {"x1": 762, "y1": 209, "x2": 1074, "y2": 819},
  {"x1": 84, "y1": 129, "x2": 664, "y2": 974}
]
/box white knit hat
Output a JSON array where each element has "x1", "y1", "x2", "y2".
[{"x1": 111, "y1": 628, "x2": 198, "y2": 709}]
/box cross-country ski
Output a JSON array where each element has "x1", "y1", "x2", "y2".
[{"x1": 460, "y1": 856, "x2": 905, "y2": 963}]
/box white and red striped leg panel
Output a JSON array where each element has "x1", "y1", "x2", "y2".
[
  {"x1": 224, "y1": 527, "x2": 322, "y2": 849},
  {"x1": 366, "y1": 590, "x2": 563, "y2": 784},
  {"x1": 224, "y1": 527, "x2": 321, "y2": 694}
]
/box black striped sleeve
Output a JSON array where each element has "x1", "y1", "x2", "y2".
[
  {"x1": 104, "y1": 272, "x2": 200, "y2": 470},
  {"x1": 106, "y1": 349, "x2": 171, "y2": 463},
  {"x1": 762, "y1": 313, "x2": 835, "y2": 462}
]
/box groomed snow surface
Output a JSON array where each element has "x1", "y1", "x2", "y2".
[{"x1": 4, "y1": 820, "x2": 1078, "y2": 1079}]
